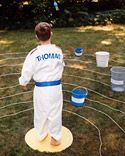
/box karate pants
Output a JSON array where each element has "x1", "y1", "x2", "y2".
[{"x1": 33, "y1": 84, "x2": 63, "y2": 141}]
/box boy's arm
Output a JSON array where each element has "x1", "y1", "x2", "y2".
[{"x1": 19, "y1": 53, "x2": 35, "y2": 87}]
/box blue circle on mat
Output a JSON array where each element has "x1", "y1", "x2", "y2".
[
  {"x1": 74, "y1": 48, "x2": 83, "y2": 53},
  {"x1": 72, "y1": 89, "x2": 86, "y2": 98}
]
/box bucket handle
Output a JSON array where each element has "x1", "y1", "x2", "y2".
[{"x1": 72, "y1": 86, "x2": 88, "y2": 96}]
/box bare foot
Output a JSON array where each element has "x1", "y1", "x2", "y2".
[
  {"x1": 50, "y1": 137, "x2": 61, "y2": 146},
  {"x1": 39, "y1": 134, "x2": 48, "y2": 142}
]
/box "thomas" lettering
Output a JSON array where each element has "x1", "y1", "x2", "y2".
[{"x1": 36, "y1": 53, "x2": 61, "y2": 61}]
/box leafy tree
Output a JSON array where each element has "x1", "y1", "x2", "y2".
[
  {"x1": 0, "y1": 0, "x2": 125, "y2": 29},
  {"x1": 32, "y1": 0, "x2": 55, "y2": 25}
]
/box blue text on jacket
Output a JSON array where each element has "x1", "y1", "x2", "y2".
[{"x1": 36, "y1": 53, "x2": 61, "y2": 61}]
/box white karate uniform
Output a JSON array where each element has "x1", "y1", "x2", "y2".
[{"x1": 19, "y1": 44, "x2": 64, "y2": 141}]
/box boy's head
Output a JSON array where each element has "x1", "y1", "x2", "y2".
[{"x1": 35, "y1": 22, "x2": 51, "y2": 41}]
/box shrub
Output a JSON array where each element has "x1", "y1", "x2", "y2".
[{"x1": 0, "y1": 0, "x2": 125, "y2": 29}]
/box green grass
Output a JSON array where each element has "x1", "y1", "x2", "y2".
[{"x1": 0, "y1": 24, "x2": 125, "y2": 156}]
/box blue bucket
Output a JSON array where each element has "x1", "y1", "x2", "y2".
[
  {"x1": 71, "y1": 88, "x2": 88, "y2": 107},
  {"x1": 74, "y1": 48, "x2": 83, "y2": 56}
]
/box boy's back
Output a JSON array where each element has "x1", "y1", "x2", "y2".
[
  {"x1": 19, "y1": 22, "x2": 64, "y2": 146},
  {"x1": 31, "y1": 44, "x2": 64, "y2": 82}
]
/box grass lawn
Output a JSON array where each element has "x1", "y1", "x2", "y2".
[{"x1": 0, "y1": 24, "x2": 125, "y2": 156}]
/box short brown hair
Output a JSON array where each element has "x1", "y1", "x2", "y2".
[{"x1": 35, "y1": 22, "x2": 51, "y2": 41}]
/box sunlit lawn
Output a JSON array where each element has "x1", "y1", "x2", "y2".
[{"x1": 0, "y1": 24, "x2": 125, "y2": 156}]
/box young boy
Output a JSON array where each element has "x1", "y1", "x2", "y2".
[{"x1": 19, "y1": 22, "x2": 64, "y2": 146}]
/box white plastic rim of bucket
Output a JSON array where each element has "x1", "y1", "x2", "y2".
[
  {"x1": 74, "y1": 48, "x2": 83, "y2": 56},
  {"x1": 111, "y1": 66, "x2": 125, "y2": 74},
  {"x1": 95, "y1": 51, "x2": 109, "y2": 67},
  {"x1": 72, "y1": 87, "x2": 88, "y2": 97}
]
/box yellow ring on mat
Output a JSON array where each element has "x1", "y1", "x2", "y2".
[{"x1": 25, "y1": 126, "x2": 73, "y2": 152}]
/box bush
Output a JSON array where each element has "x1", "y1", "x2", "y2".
[
  {"x1": 0, "y1": 0, "x2": 34, "y2": 29},
  {"x1": 54, "y1": 9, "x2": 125, "y2": 27},
  {"x1": 0, "y1": 0, "x2": 125, "y2": 29}
]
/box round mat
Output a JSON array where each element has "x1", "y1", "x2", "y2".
[{"x1": 25, "y1": 126, "x2": 73, "y2": 152}]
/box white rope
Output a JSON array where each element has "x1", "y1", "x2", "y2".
[
  {"x1": 0, "y1": 101, "x2": 32, "y2": 110},
  {"x1": 0, "y1": 57, "x2": 25, "y2": 62},
  {"x1": 0, "y1": 73, "x2": 20, "y2": 78},
  {"x1": 63, "y1": 88, "x2": 125, "y2": 115},
  {"x1": 87, "y1": 87, "x2": 125, "y2": 104},
  {"x1": 0, "y1": 52, "x2": 123, "y2": 60},
  {"x1": 0, "y1": 52, "x2": 27, "y2": 56},
  {"x1": 65, "y1": 53, "x2": 125, "y2": 64},
  {"x1": 0, "y1": 90, "x2": 32, "y2": 100},
  {"x1": 0, "y1": 64, "x2": 22, "y2": 68},
  {"x1": 84, "y1": 54, "x2": 95, "y2": 57},
  {"x1": 85, "y1": 106, "x2": 125, "y2": 134},
  {"x1": 64, "y1": 58, "x2": 96, "y2": 65},
  {"x1": 0, "y1": 107, "x2": 33, "y2": 119},
  {"x1": 0, "y1": 82, "x2": 34, "y2": 90},
  {"x1": 66, "y1": 65, "x2": 110, "y2": 76},
  {"x1": 0, "y1": 99, "x2": 102, "y2": 156},
  {"x1": 63, "y1": 74, "x2": 110, "y2": 87},
  {"x1": 86, "y1": 98, "x2": 125, "y2": 115},
  {"x1": 0, "y1": 97, "x2": 124, "y2": 155},
  {"x1": 0, "y1": 84, "x2": 19, "y2": 90},
  {"x1": 63, "y1": 108, "x2": 102, "y2": 156},
  {"x1": 63, "y1": 82, "x2": 125, "y2": 104},
  {"x1": 111, "y1": 59, "x2": 125, "y2": 64}
]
